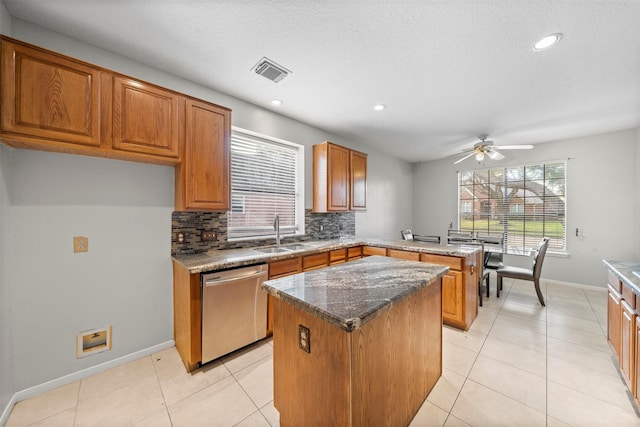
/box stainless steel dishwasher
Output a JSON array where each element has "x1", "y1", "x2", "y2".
[{"x1": 201, "y1": 264, "x2": 268, "y2": 365}]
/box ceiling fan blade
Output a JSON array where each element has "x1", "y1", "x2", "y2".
[
  {"x1": 486, "y1": 149, "x2": 505, "y2": 161},
  {"x1": 493, "y1": 144, "x2": 534, "y2": 150},
  {"x1": 453, "y1": 151, "x2": 477, "y2": 165}
]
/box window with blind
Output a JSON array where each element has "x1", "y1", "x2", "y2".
[
  {"x1": 228, "y1": 128, "x2": 304, "y2": 240},
  {"x1": 458, "y1": 161, "x2": 566, "y2": 253}
]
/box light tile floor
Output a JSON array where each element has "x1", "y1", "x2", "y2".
[{"x1": 6, "y1": 277, "x2": 640, "y2": 426}]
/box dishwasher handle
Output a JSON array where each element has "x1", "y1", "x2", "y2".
[{"x1": 204, "y1": 266, "x2": 268, "y2": 287}]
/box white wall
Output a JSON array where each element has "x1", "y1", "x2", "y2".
[
  {"x1": 1, "y1": 16, "x2": 413, "y2": 396},
  {"x1": 0, "y1": 0, "x2": 13, "y2": 415},
  {"x1": 636, "y1": 127, "x2": 640, "y2": 259},
  {"x1": 413, "y1": 128, "x2": 638, "y2": 287},
  {"x1": 6, "y1": 151, "x2": 175, "y2": 390}
]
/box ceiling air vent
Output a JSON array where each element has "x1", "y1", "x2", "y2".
[{"x1": 252, "y1": 57, "x2": 291, "y2": 83}]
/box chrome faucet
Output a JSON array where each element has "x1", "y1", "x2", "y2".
[{"x1": 274, "y1": 214, "x2": 280, "y2": 246}]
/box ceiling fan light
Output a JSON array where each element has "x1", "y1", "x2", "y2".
[
  {"x1": 475, "y1": 152, "x2": 485, "y2": 162},
  {"x1": 486, "y1": 150, "x2": 501, "y2": 160}
]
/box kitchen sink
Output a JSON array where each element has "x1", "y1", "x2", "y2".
[
  {"x1": 281, "y1": 244, "x2": 309, "y2": 250},
  {"x1": 253, "y1": 247, "x2": 292, "y2": 254}
]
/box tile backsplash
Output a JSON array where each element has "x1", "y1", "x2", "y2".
[{"x1": 172, "y1": 209, "x2": 355, "y2": 255}]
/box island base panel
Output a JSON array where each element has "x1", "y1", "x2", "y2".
[{"x1": 273, "y1": 278, "x2": 442, "y2": 427}]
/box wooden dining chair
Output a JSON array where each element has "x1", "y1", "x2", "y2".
[{"x1": 496, "y1": 237, "x2": 550, "y2": 306}]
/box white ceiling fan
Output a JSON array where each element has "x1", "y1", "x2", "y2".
[{"x1": 452, "y1": 135, "x2": 533, "y2": 165}]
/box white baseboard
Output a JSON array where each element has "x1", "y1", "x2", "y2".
[
  {"x1": 542, "y1": 278, "x2": 607, "y2": 292},
  {"x1": 0, "y1": 340, "x2": 174, "y2": 426}
]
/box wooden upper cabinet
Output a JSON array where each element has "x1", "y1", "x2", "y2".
[
  {"x1": 350, "y1": 149, "x2": 367, "y2": 210},
  {"x1": 175, "y1": 98, "x2": 231, "y2": 211},
  {"x1": 0, "y1": 38, "x2": 101, "y2": 148},
  {"x1": 111, "y1": 76, "x2": 180, "y2": 159},
  {"x1": 313, "y1": 141, "x2": 367, "y2": 212}
]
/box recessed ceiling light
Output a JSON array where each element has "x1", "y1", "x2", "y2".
[
  {"x1": 270, "y1": 99, "x2": 282, "y2": 107},
  {"x1": 533, "y1": 33, "x2": 563, "y2": 51},
  {"x1": 373, "y1": 104, "x2": 387, "y2": 111}
]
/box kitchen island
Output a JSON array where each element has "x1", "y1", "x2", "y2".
[{"x1": 262, "y1": 255, "x2": 448, "y2": 427}]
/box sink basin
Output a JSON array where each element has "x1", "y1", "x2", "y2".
[
  {"x1": 253, "y1": 247, "x2": 292, "y2": 254},
  {"x1": 281, "y1": 244, "x2": 308, "y2": 250}
]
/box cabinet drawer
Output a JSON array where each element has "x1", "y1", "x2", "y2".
[
  {"x1": 347, "y1": 246, "x2": 362, "y2": 259},
  {"x1": 420, "y1": 253, "x2": 463, "y2": 271},
  {"x1": 303, "y1": 252, "x2": 329, "y2": 271},
  {"x1": 387, "y1": 249, "x2": 420, "y2": 261},
  {"x1": 329, "y1": 249, "x2": 347, "y2": 264},
  {"x1": 268, "y1": 257, "x2": 301, "y2": 278},
  {"x1": 609, "y1": 271, "x2": 622, "y2": 293},
  {"x1": 622, "y1": 284, "x2": 637, "y2": 310},
  {"x1": 362, "y1": 246, "x2": 386, "y2": 256}
]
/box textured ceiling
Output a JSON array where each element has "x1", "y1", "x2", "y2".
[{"x1": 4, "y1": 0, "x2": 640, "y2": 162}]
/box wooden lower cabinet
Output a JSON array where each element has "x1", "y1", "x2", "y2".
[
  {"x1": 608, "y1": 284, "x2": 622, "y2": 357},
  {"x1": 273, "y1": 277, "x2": 442, "y2": 427},
  {"x1": 347, "y1": 246, "x2": 363, "y2": 260},
  {"x1": 362, "y1": 246, "x2": 387, "y2": 257},
  {"x1": 302, "y1": 252, "x2": 329, "y2": 271},
  {"x1": 172, "y1": 260, "x2": 202, "y2": 372},
  {"x1": 635, "y1": 316, "x2": 640, "y2": 407},
  {"x1": 387, "y1": 249, "x2": 420, "y2": 261},
  {"x1": 440, "y1": 270, "x2": 464, "y2": 326},
  {"x1": 621, "y1": 299, "x2": 636, "y2": 390},
  {"x1": 421, "y1": 253, "x2": 478, "y2": 330},
  {"x1": 267, "y1": 257, "x2": 303, "y2": 336}
]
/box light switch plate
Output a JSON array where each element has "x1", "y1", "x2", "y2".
[{"x1": 73, "y1": 236, "x2": 88, "y2": 253}]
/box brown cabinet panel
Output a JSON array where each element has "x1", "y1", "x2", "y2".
[
  {"x1": 350, "y1": 150, "x2": 367, "y2": 210},
  {"x1": 112, "y1": 76, "x2": 180, "y2": 158},
  {"x1": 635, "y1": 316, "x2": 640, "y2": 405},
  {"x1": 268, "y1": 257, "x2": 302, "y2": 279},
  {"x1": 441, "y1": 270, "x2": 464, "y2": 327},
  {"x1": 387, "y1": 249, "x2": 420, "y2": 261},
  {"x1": 1, "y1": 38, "x2": 101, "y2": 147},
  {"x1": 176, "y1": 98, "x2": 231, "y2": 211},
  {"x1": 347, "y1": 246, "x2": 363, "y2": 260},
  {"x1": 621, "y1": 300, "x2": 636, "y2": 390},
  {"x1": 329, "y1": 249, "x2": 347, "y2": 265},
  {"x1": 303, "y1": 252, "x2": 329, "y2": 271},
  {"x1": 362, "y1": 246, "x2": 387, "y2": 257},
  {"x1": 608, "y1": 284, "x2": 622, "y2": 359},
  {"x1": 421, "y1": 253, "x2": 464, "y2": 271}
]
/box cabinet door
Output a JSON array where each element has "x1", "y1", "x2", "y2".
[
  {"x1": 635, "y1": 316, "x2": 640, "y2": 403},
  {"x1": 1, "y1": 39, "x2": 101, "y2": 147},
  {"x1": 327, "y1": 143, "x2": 350, "y2": 211},
  {"x1": 608, "y1": 285, "x2": 622, "y2": 359},
  {"x1": 387, "y1": 249, "x2": 420, "y2": 261},
  {"x1": 302, "y1": 252, "x2": 329, "y2": 271},
  {"x1": 112, "y1": 76, "x2": 180, "y2": 158},
  {"x1": 350, "y1": 150, "x2": 367, "y2": 210},
  {"x1": 441, "y1": 270, "x2": 464, "y2": 327},
  {"x1": 177, "y1": 98, "x2": 231, "y2": 211},
  {"x1": 621, "y1": 300, "x2": 636, "y2": 389}
]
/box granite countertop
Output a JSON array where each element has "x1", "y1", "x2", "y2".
[
  {"x1": 262, "y1": 255, "x2": 449, "y2": 332},
  {"x1": 173, "y1": 237, "x2": 481, "y2": 274},
  {"x1": 603, "y1": 260, "x2": 640, "y2": 296}
]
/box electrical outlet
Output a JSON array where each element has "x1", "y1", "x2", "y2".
[
  {"x1": 73, "y1": 236, "x2": 88, "y2": 253},
  {"x1": 298, "y1": 324, "x2": 310, "y2": 353},
  {"x1": 201, "y1": 230, "x2": 216, "y2": 241},
  {"x1": 176, "y1": 232, "x2": 185, "y2": 243}
]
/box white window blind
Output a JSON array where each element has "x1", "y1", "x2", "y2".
[
  {"x1": 458, "y1": 161, "x2": 566, "y2": 253},
  {"x1": 228, "y1": 128, "x2": 304, "y2": 240}
]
